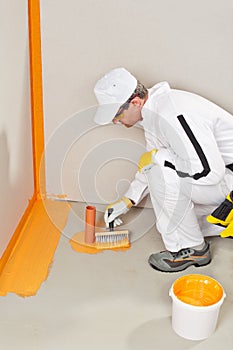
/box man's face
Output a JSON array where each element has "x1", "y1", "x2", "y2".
[{"x1": 112, "y1": 99, "x2": 143, "y2": 128}]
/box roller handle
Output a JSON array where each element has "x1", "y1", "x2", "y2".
[{"x1": 108, "y1": 208, "x2": 114, "y2": 231}]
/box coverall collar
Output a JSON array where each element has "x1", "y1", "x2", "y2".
[{"x1": 138, "y1": 81, "x2": 171, "y2": 125}]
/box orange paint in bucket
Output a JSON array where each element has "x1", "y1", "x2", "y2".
[
  {"x1": 169, "y1": 274, "x2": 226, "y2": 340},
  {"x1": 173, "y1": 274, "x2": 224, "y2": 306}
]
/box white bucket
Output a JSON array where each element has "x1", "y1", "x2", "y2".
[{"x1": 169, "y1": 274, "x2": 226, "y2": 340}]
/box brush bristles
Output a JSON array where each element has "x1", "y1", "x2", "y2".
[{"x1": 95, "y1": 230, "x2": 130, "y2": 249}]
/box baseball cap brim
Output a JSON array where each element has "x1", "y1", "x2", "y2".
[{"x1": 94, "y1": 102, "x2": 122, "y2": 125}]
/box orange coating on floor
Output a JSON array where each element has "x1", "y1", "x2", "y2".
[{"x1": 0, "y1": 199, "x2": 70, "y2": 297}]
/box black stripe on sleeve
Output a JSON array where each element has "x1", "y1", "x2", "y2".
[
  {"x1": 164, "y1": 115, "x2": 210, "y2": 180},
  {"x1": 226, "y1": 163, "x2": 233, "y2": 172}
]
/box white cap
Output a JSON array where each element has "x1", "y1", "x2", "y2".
[{"x1": 94, "y1": 67, "x2": 137, "y2": 125}]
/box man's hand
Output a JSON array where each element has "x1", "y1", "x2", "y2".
[
  {"x1": 138, "y1": 148, "x2": 157, "y2": 173},
  {"x1": 207, "y1": 191, "x2": 233, "y2": 238},
  {"x1": 104, "y1": 196, "x2": 134, "y2": 227}
]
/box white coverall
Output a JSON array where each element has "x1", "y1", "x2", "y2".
[{"x1": 124, "y1": 82, "x2": 233, "y2": 252}]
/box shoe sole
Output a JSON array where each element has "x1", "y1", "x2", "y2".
[{"x1": 148, "y1": 259, "x2": 212, "y2": 273}]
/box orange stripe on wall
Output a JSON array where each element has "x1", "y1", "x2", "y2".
[
  {"x1": 28, "y1": 0, "x2": 46, "y2": 198},
  {"x1": 0, "y1": 0, "x2": 46, "y2": 275},
  {"x1": 0, "y1": 0, "x2": 60, "y2": 292}
]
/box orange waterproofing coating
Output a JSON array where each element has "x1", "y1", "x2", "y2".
[
  {"x1": 85, "y1": 206, "x2": 96, "y2": 243},
  {"x1": 0, "y1": 0, "x2": 43, "y2": 276},
  {"x1": 70, "y1": 218, "x2": 130, "y2": 254},
  {"x1": 173, "y1": 274, "x2": 224, "y2": 307},
  {"x1": 0, "y1": 195, "x2": 36, "y2": 277},
  {"x1": 0, "y1": 0, "x2": 71, "y2": 296},
  {"x1": 70, "y1": 231, "x2": 130, "y2": 254},
  {"x1": 28, "y1": 0, "x2": 46, "y2": 198},
  {"x1": 0, "y1": 199, "x2": 70, "y2": 297}
]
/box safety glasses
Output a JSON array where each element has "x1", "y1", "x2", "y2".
[
  {"x1": 113, "y1": 101, "x2": 130, "y2": 121},
  {"x1": 113, "y1": 93, "x2": 139, "y2": 122}
]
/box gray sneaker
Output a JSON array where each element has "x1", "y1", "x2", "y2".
[{"x1": 148, "y1": 241, "x2": 211, "y2": 273}]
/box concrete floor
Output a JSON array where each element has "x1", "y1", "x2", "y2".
[{"x1": 0, "y1": 203, "x2": 233, "y2": 350}]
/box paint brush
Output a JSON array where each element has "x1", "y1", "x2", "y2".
[{"x1": 95, "y1": 208, "x2": 130, "y2": 249}]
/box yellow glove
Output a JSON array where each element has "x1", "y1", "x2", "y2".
[
  {"x1": 220, "y1": 221, "x2": 233, "y2": 238},
  {"x1": 138, "y1": 149, "x2": 157, "y2": 173},
  {"x1": 104, "y1": 196, "x2": 133, "y2": 226},
  {"x1": 206, "y1": 192, "x2": 233, "y2": 227},
  {"x1": 206, "y1": 191, "x2": 233, "y2": 238}
]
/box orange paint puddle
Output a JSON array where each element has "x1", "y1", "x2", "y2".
[
  {"x1": 0, "y1": 199, "x2": 70, "y2": 297},
  {"x1": 69, "y1": 231, "x2": 130, "y2": 254}
]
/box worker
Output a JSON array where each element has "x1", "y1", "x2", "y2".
[{"x1": 93, "y1": 67, "x2": 233, "y2": 273}]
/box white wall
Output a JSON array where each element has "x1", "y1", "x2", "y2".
[
  {"x1": 40, "y1": 0, "x2": 233, "y2": 205},
  {"x1": 0, "y1": 0, "x2": 34, "y2": 256}
]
